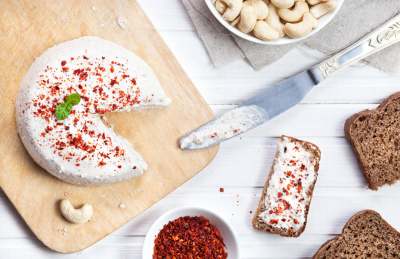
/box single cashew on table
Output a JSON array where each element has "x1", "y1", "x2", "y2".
[
  {"x1": 213, "y1": 0, "x2": 337, "y2": 41},
  {"x1": 60, "y1": 199, "x2": 93, "y2": 224}
]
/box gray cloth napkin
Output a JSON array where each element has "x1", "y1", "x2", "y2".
[{"x1": 182, "y1": 0, "x2": 400, "y2": 73}]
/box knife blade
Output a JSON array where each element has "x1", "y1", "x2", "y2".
[
  {"x1": 180, "y1": 13, "x2": 400, "y2": 150},
  {"x1": 179, "y1": 69, "x2": 320, "y2": 150}
]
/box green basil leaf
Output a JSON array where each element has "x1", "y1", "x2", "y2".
[
  {"x1": 65, "y1": 102, "x2": 73, "y2": 111},
  {"x1": 55, "y1": 102, "x2": 72, "y2": 120},
  {"x1": 66, "y1": 93, "x2": 81, "y2": 106}
]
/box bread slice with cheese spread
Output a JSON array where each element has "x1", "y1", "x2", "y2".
[
  {"x1": 313, "y1": 210, "x2": 400, "y2": 258},
  {"x1": 252, "y1": 136, "x2": 321, "y2": 237}
]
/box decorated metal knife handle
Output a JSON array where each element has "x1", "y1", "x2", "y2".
[{"x1": 314, "y1": 14, "x2": 400, "y2": 80}]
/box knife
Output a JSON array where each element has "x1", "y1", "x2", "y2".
[{"x1": 180, "y1": 14, "x2": 400, "y2": 150}]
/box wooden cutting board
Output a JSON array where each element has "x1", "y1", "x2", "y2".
[{"x1": 0, "y1": 0, "x2": 218, "y2": 253}]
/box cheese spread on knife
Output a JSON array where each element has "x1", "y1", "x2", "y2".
[{"x1": 16, "y1": 36, "x2": 171, "y2": 185}]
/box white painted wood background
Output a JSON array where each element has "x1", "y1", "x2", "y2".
[{"x1": 1, "y1": 1, "x2": 400, "y2": 258}]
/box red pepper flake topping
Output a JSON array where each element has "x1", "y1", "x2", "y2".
[
  {"x1": 73, "y1": 68, "x2": 88, "y2": 81},
  {"x1": 98, "y1": 160, "x2": 106, "y2": 167},
  {"x1": 283, "y1": 187, "x2": 289, "y2": 195},
  {"x1": 110, "y1": 78, "x2": 118, "y2": 86},
  {"x1": 114, "y1": 146, "x2": 125, "y2": 157},
  {"x1": 281, "y1": 199, "x2": 291, "y2": 210},
  {"x1": 269, "y1": 219, "x2": 279, "y2": 224},
  {"x1": 73, "y1": 68, "x2": 83, "y2": 75},
  {"x1": 294, "y1": 219, "x2": 299, "y2": 224},
  {"x1": 210, "y1": 132, "x2": 218, "y2": 138},
  {"x1": 61, "y1": 60, "x2": 67, "y2": 66},
  {"x1": 297, "y1": 180, "x2": 303, "y2": 193},
  {"x1": 69, "y1": 134, "x2": 96, "y2": 153},
  {"x1": 50, "y1": 85, "x2": 60, "y2": 95},
  {"x1": 55, "y1": 140, "x2": 66, "y2": 150},
  {"x1": 153, "y1": 216, "x2": 227, "y2": 259},
  {"x1": 45, "y1": 126, "x2": 53, "y2": 133}
]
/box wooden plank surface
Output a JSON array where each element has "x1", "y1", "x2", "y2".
[
  {"x1": 1, "y1": 0, "x2": 400, "y2": 258},
  {"x1": 0, "y1": 0, "x2": 217, "y2": 253}
]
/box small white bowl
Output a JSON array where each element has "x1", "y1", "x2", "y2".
[
  {"x1": 143, "y1": 207, "x2": 240, "y2": 259},
  {"x1": 205, "y1": 0, "x2": 344, "y2": 45}
]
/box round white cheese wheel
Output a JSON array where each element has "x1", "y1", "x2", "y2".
[{"x1": 16, "y1": 36, "x2": 171, "y2": 185}]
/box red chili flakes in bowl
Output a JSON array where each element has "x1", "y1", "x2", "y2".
[{"x1": 153, "y1": 216, "x2": 228, "y2": 259}]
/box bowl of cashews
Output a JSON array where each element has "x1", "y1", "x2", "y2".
[{"x1": 206, "y1": 0, "x2": 344, "y2": 45}]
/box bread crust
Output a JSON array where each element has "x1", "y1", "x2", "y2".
[
  {"x1": 344, "y1": 92, "x2": 400, "y2": 190},
  {"x1": 313, "y1": 210, "x2": 400, "y2": 258},
  {"x1": 252, "y1": 135, "x2": 321, "y2": 237}
]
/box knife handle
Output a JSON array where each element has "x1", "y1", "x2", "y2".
[{"x1": 313, "y1": 14, "x2": 400, "y2": 80}]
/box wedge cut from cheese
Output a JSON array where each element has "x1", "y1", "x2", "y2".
[
  {"x1": 252, "y1": 136, "x2": 321, "y2": 237},
  {"x1": 16, "y1": 36, "x2": 171, "y2": 185}
]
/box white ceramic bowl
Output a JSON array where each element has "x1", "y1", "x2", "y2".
[
  {"x1": 143, "y1": 207, "x2": 240, "y2": 259},
  {"x1": 205, "y1": 0, "x2": 344, "y2": 45}
]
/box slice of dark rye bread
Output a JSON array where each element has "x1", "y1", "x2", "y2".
[
  {"x1": 313, "y1": 210, "x2": 400, "y2": 259},
  {"x1": 252, "y1": 136, "x2": 321, "y2": 237},
  {"x1": 345, "y1": 92, "x2": 400, "y2": 190}
]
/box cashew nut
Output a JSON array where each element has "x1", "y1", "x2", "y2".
[
  {"x1": 284, "y1": 12, "x2": 318, "y2": 38},
  {"x1": 278, "y1": 1, "x2": 309, "y2": 22},
  {"x1": 215, "y1": 0, "x2": 227, "y2": 14},
  {"x1": 231, "y1": 16, "x2": 240, "y2": 26},
  {"x1": 245, "y1": 0, "x2": 269, "y2": 20},
  {"x1": 310, "y1": 1, "x2": 336, "y2": 18},
  {"x1": 60, "y1": 199, "x2": 93, "y2": 224},
  {"x1": 271, "y1": 0, "x2": 294, "y2": 9},
  {"x1": 238, "y1": 5, "x2": 257, "y2": 33},
  {"x1": 220, "y1": 0, "x2": 243, "y2": 22},
  {"x1": 253, "y1": 21, "x2": 281, "y2": 40},
  {"x1": 266, "y1": 4, "x2": 285, "y2": 37},
  {"x1": 218, "y1": 0, "x2": 336, "y2": 41},
  {"x1": 306, "y1": 0, "x2": 328, "y2": 5}
]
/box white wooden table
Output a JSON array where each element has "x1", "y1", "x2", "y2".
[{"x1": 1, "y1": 1, "x2": 400, "y2": 258}]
